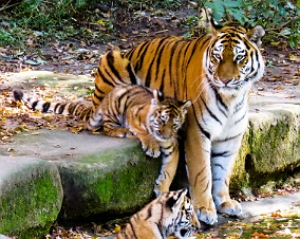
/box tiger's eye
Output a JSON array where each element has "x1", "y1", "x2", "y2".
[
  {"x1": 213, "y1": 53, "x2": 222, "y2": 61},
  {"x1": 236, "y1": 55, "x2": 245, "y2": 61}
]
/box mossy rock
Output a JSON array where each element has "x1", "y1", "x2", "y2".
[
  {"x1": 231, "y1": 103, "x2": 300, "y2": 189},
  {"x1": 0, "y1": 130, "x2": 161, "y2": 222},
  {"x1": 0, "y1": 157, "x2": 63, "y2": 239}
]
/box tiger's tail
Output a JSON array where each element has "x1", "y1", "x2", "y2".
[{"x1": 13, "y1": 90, "x2": 93, "y2": 122}]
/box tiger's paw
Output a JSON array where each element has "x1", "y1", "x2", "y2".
[
  {"x1": 153, "y1": 181, "x2": 169, "y2": 197},
  {"x1": 196, "y1": 206, "x2": 218, "y2": 225},
  {"x1": 142, "y1": 140, "x2": 161, "y2": 158},
  {"x1": 107, "y1": 128, "x2": 133, "y2": 138},
  {"x1": 125, "y1": 131, "x2": 136, "y2": 138},
  {"x1": 217, "y1": 199, "x2": 243, "y2": 217},
  {"x1": 153, "y1": 185, "x2": 163, "y2": 197}
]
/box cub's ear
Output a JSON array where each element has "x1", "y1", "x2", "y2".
[
  {"x1": 180, "y1": 100, "x2": 192, "y2": 114},
  {"x1": 151, "y1": 90, "x2": 159, "y2": 106},
  {"x1": 151, "y1": 89, "x2": 163, "y2": 106},
  {"x1": 247, "y1": 25, "x2": 265, "y2": 47},
  {"x1": 166, "y1": 188, "x2": 188, "y2": 213}
]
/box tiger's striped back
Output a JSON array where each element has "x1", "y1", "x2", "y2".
[
  {"x1": 116, "y1": 188, "x2": 200, "y2": 239},
  {"x1": 93, "y1": 50, "x2": 140, "y2": 111}
]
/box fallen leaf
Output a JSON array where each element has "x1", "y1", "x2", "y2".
[
  {"x1": 251, "y1": 231, "x2": 269, "y2": 238},
  {"x1": 113, "y1": 224, "x2": 121, "y2": 234},
  {"x1": 289, "y1": 54, "x2": 298, "y2": 62}
]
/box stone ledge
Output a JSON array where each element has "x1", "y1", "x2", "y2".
[
  {"x1": 0, "y1": 156, "x2": 63, "y2": 239},
  {"x1": 231, "y1": 97, "x2": 300, "y2": 189},
  {"x1": 0, "y1": 130, "x2": 161, "y2": 223}
]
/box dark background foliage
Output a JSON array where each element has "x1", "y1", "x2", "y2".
[{"x1": 0, "y1": 0, "x2": 299, "y2": 48}]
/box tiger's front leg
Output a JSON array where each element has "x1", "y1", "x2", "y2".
[
  {"x1": 211, "y1": 137, "x2": 243, "y2": 217},
  {"x1": 138, "y1": 135, "x2": 161, "y2": 158},
  {"x1": 185, "y1": 110, "x2": 218, "y2": 225},
  {"x1": 153, "y1": 145, "x2": 179, "y2": 197}
]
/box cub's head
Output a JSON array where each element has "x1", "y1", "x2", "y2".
[
  {"x1": 148, "y1": 90, "x2": 191, "y2": 142},
  {"x1": 163, "y1": 188, "x2": 201, "y2": 239},
  {"x1": 205, "y1": 22, "x2": 265, "y2": 96}
]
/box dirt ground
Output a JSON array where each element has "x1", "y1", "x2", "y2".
[{"x1": 1, "y1": 21, "x2": 299, "y2": 94}]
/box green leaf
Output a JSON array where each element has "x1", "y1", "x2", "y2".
[
  {"x1": 205, "y1": 1, "x2": 225, "y2": 21},
  {"x1": 225, "y1": 1, "x2": 243, "y2": 8},
  {"x1": 279, "y1": 28, "x2": 292, "y2": 36},
  {"x1": 229, "y1": 9, "x2": 244, "y2": 23}
]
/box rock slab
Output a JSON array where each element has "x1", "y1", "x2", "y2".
[
  {"x1": 0, "y1": 157, "x2": 63, "y2": 239},
  {"x1": 0, "y1": 130, "x2": 161, "y2": 222}
]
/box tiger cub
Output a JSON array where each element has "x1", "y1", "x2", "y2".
[
  {"x1": 116, "y1": 188, "x2": 200, "y2": 239},
  {"x1": 87, "y1": 85, "x2": 191, "y2": 159},
  {"x1": 13, "y1": 86, "x2": 191, "y2": 196}
]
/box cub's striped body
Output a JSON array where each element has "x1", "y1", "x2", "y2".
[
  {"x1": 13, "y1": 86, "x2": 191, "y2": 196},
  {"x1": 92, "y1": 22, "x2": 265, "y2": 224},
  {"x1": 116, "y1": 188, "x2": 200, "y2": 239}
]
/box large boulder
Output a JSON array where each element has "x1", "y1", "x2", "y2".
[
  {"x1": 0, "y1": 157, "x2": 63, "y2": 239},
  {"x1": 0, "y1": 130, "x2": 161, "y2": 222},
  {"x1": 231, "y1": 94, "x2": 300, "y2": 190}
]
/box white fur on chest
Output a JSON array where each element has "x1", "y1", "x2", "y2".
[{"x1": 201, "y1": 89, "x2": 249, "y2": 142}]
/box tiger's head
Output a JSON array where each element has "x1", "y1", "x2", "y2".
[
  {"x1": 148, "y1": 90, "x2": 191, "y2": 142},
  {"x1": 164, "y1": 188, "x2": 201, "y2": 239},
  {"x1": 204, "y1": 22, "x2": 265, "y2": 96}
]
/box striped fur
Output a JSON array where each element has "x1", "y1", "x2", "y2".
[
  {"x1": 116, "y1": 188, "x2": 200, "y2": 239},
  {"x1": 13, "y1": 86, "x2": 191, "y2": 196},
  {"x1": 92, "y1": 22, "x2": 265, "y2": 224}
]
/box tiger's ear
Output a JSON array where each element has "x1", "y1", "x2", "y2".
[
  {"x1": 247, "y1": 25, "x2": 265, "y2": 47},
  {"x1": 210, "y1": 19, "x2": 222, "y2": 35},
  {"x1": 180, "y1": 100, "x2": 192, "y2": 114},
  {"x1": 166, "y1": 188, "x2": 188, "y2": 213}
]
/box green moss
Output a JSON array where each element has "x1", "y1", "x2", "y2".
[
  {"x1": 230, "y1": 131, "x2": 251, "y2": 191},
  {"x1": 58, "y1": 144, "x2": 161, "y2": 221},
  {"x1": 230, "y1": 110, "x2": 300, "y2": 191},
  {"x1": 0, "y1": 164, "x2": 62, "y2": 239},
  {"x1": 246, "y1": 115, "x2": 300, "y2": 187}
]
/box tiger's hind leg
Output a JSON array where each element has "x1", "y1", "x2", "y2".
[
  {"x1": 103, "y1": 123, "x2": 136, "y2": 138},
  {"x1": 87, "y1": 106, "x2": 103, "y2": 130},
  {"x1": 153, "y1": 145, "x2": 179, "y2": 197}
]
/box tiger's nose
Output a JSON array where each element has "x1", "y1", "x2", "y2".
[{"x1": 223, "y1": 78, "x2": 233, "y2": 85}]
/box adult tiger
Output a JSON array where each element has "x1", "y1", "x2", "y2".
[{"x1": 93, "y1": 22, "x2": 265, "y2": 225}]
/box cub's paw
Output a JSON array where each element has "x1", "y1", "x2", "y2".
[
  {"x1": 196, "y1": 206, "x2": 218, "y2": 225},
  {"x1": 217, "y1": 199, "x2": 243, "y2": 217},
  {"x1": 142, "y1": 140, "x2": 161, "y2": 158},
  {"x1": 107, "y1": 128, "x2": 132, "y2": 138},
  {"x1": 124, "y1": 131, "x2": 136, "y2": 138}
]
